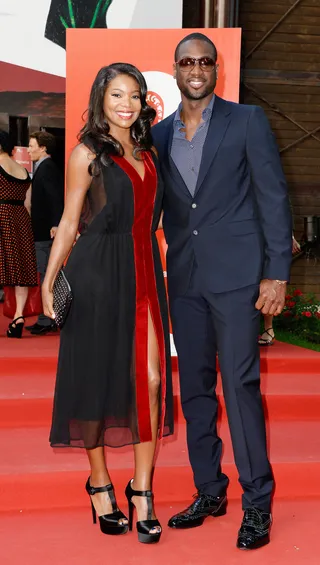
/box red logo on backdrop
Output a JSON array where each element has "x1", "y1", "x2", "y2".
[
  {"x1": 146, "y1": 91, "x2": 164, "y2": 125},
  {"x1": 13, "y1": 146, "x2": 32, "y2": 174}
]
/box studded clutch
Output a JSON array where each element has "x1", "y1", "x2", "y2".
[{"x1": 53, "y1": 269, "x2": 73, "y2": 328}]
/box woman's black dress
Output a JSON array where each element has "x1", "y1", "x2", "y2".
[{"x1": 50, "y1": 151, "x2": 174, "y2": 448}]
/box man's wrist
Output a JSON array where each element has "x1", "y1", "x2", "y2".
[{"x1": 275, "y1": 280, "x2": 287, "y2": 285}]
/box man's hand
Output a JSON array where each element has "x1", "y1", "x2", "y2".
[
  {"x1": 255, "y1": 279, "x2": 287, "y2": 316},
  {"x1": 50, "y1": 226, "x2": 58, "y2": 239}
]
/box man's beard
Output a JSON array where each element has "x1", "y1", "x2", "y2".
[{"x1": 179, "y1": 83, "x2": 215, "y2": 101}]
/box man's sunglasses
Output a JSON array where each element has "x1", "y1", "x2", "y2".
[{"x1": 175, "y1": 57, "x2": 217, "y2": 72}]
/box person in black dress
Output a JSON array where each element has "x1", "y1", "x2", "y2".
[
  {"x1": 42, "y1": 64, "x2": 173, "y2": 543},
  {"x1": 0, "y1": 131, "x2": 37, "y2": 338}
]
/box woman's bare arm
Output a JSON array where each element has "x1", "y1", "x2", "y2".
[
  {"x1": 42, "y1": 145, "x2": 94, "y2": 318},
  {"x1": 24, "y1": 185, "x2": 32, "y2": 214}
]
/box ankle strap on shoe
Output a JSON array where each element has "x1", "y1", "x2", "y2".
[
  {"x1": 128, "y1": 480, "x2": 152, "y2": 498},
  {"x1": 86, "y1": 479, "x2": 117, "y2": 512},
  {"x1": 87, "y1": 483, "x2": 113, "y2": 495},
  {"x1": 131, "y1": 488, "x2": 153, "y2": 497},
  {"x1": 128, "y1": 481, "x2": 153, "y2": 521}
]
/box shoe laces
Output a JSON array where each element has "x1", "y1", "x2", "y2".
[
  {"x1": 242, "y1": 508, "x2": 271, "y2": 534},
  {"x1": 189, "y1": 492, "x2": 222, "y2": 513}
]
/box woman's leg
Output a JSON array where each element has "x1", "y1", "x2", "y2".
[
  {"x1": 258, "y1": 314, "x2": 274, "y2": 345},
  {"x1": 132, "y1": 309, "x2": 161, "y2": 532},
  {"x1": 86, "y1": 447, "x2": 127, "y2": 524},
  {"x1": 14, "y1": 286, "x2": 28, "y2": 321},
  {"x1": 263, "y1": 314, "x2": 274, "y2": 334}
]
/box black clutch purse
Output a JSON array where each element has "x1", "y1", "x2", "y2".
[{"x1": 53, "y1": 269, "x2": 73, "y2": 328}]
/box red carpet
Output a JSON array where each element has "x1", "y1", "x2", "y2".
[
  {"x1": 1, "y1": 500, "x2": 319, "y2": 565},
  {"x1": 0, "y1": 304, "x2": 320, "y2": 563}
]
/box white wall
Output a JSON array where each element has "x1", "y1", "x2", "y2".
[{"x1": 108, "y1": 0, "x2": 183, "y2": 29}]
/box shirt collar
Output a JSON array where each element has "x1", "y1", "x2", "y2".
[
  {"x1": 34, "y1": 155, "x2": 50, "y2": 171},
  {"x1": 174, "y1": 94, "x2": 215, "y2": 126}
]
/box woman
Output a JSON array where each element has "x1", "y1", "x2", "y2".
[
  {"x1": 0, "y1": 131, "x2": 37, "y2": 338},
  {"x1": 42, "y1": 63, "x2": 173, "y2": 544}
]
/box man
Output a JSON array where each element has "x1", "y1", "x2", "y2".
[
  {"x1": 26, "y1": 131, "x2": 64, "y2": 335},
  {"x1": 152, "y1": 33, "x2": 292, "y2": 550}
]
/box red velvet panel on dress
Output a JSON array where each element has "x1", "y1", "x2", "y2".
[
  {"x1": 111, "y1": 153, "x2": 166, "y2": 442},
  {"x1": 143, "y1": 153, "x2": 167, "y2": 438}
]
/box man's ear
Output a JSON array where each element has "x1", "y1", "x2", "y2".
[{"x1": 173, "y1": 62, "x2": 177, "y2": 80}]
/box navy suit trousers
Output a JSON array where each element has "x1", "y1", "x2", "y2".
[{"x1": 170, "y1": 270, "x2": 274, "y2": 512}]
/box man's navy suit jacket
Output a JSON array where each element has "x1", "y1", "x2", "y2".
[{"x1": 152, "y1": 95, "x2": 292, "y2": 297}]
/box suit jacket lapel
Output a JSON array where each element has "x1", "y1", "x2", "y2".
[
  {"x1": 32, "y1": 164, "x2": 40, "y2": 180},
  {"x1": 32, "y1": 157, "x2": 48, "y2": 181},
  {"x1": 163, "y1": 116, "x2": 191, "y2": 199},
  {"x1": 194, "y1": 96, "x2": 231, "y2": 196}
]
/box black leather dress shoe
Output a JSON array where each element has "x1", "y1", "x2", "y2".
[
  {"x1": 168, "y1": 493, "x2": 227, "y2": 529},
  {"x1": 25, "y1": 322, "x2": 42, "y2": 332},
  {"x1": 237, "y1": 508, "x2": 272, "y2": 550},
  {"x1": 30, "y1": 322, "x2": 58, "y2": 335}
]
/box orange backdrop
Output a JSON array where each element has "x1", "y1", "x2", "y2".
[
  {"x1": 66, "y1": 28, "x2": 241, "y2": 160},
  {"x1": 66, "y1": 28, "x2": 241, "y2": 342}
]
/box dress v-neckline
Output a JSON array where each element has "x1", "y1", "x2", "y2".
[{"x1": 121, "y1": 157, "x2": 146, "y2": 183}]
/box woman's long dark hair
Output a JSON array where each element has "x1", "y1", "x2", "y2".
[
  {"x1": 79, "y1": 63, "x2": 156, "y2": 175},
  {"x1": 0, "y1": 130, "x2": 14, "y2": 156}
]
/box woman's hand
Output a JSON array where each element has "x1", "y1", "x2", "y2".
[
  {"x1": 292, "y1": 236, "x2": 301, "y2": 255},
  {"x1": 50, "y1": 226, "x2": 58, "y2": 239},
  {"x1": 42, "y1": 285, "x2": 55, "y2": 320}
]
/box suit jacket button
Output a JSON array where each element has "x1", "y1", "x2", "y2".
[
  {"x1": 192, "y1": 203, "x2": 197, "y2": 209},
  {"x1": 193, "y1": 230, "x2": 198, "y2": 236}
]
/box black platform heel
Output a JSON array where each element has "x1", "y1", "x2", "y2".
[
  {"x1": 125, "y1": 479, "x2": 162, "y2": 544},
  {"x1": 85, "y1": 478, "x2": 129, "y2": 536},
  {"x1": 7, "y1": 316, "x2": 25, "y2": 338}
]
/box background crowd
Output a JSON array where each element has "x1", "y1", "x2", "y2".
[{"x1": 0, "y1": 130, "x2": 64, "y2": 338}]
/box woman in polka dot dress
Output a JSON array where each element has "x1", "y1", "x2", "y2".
[{"x1": 0, "y1": 131, "x2": 37, "y2": 338}]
